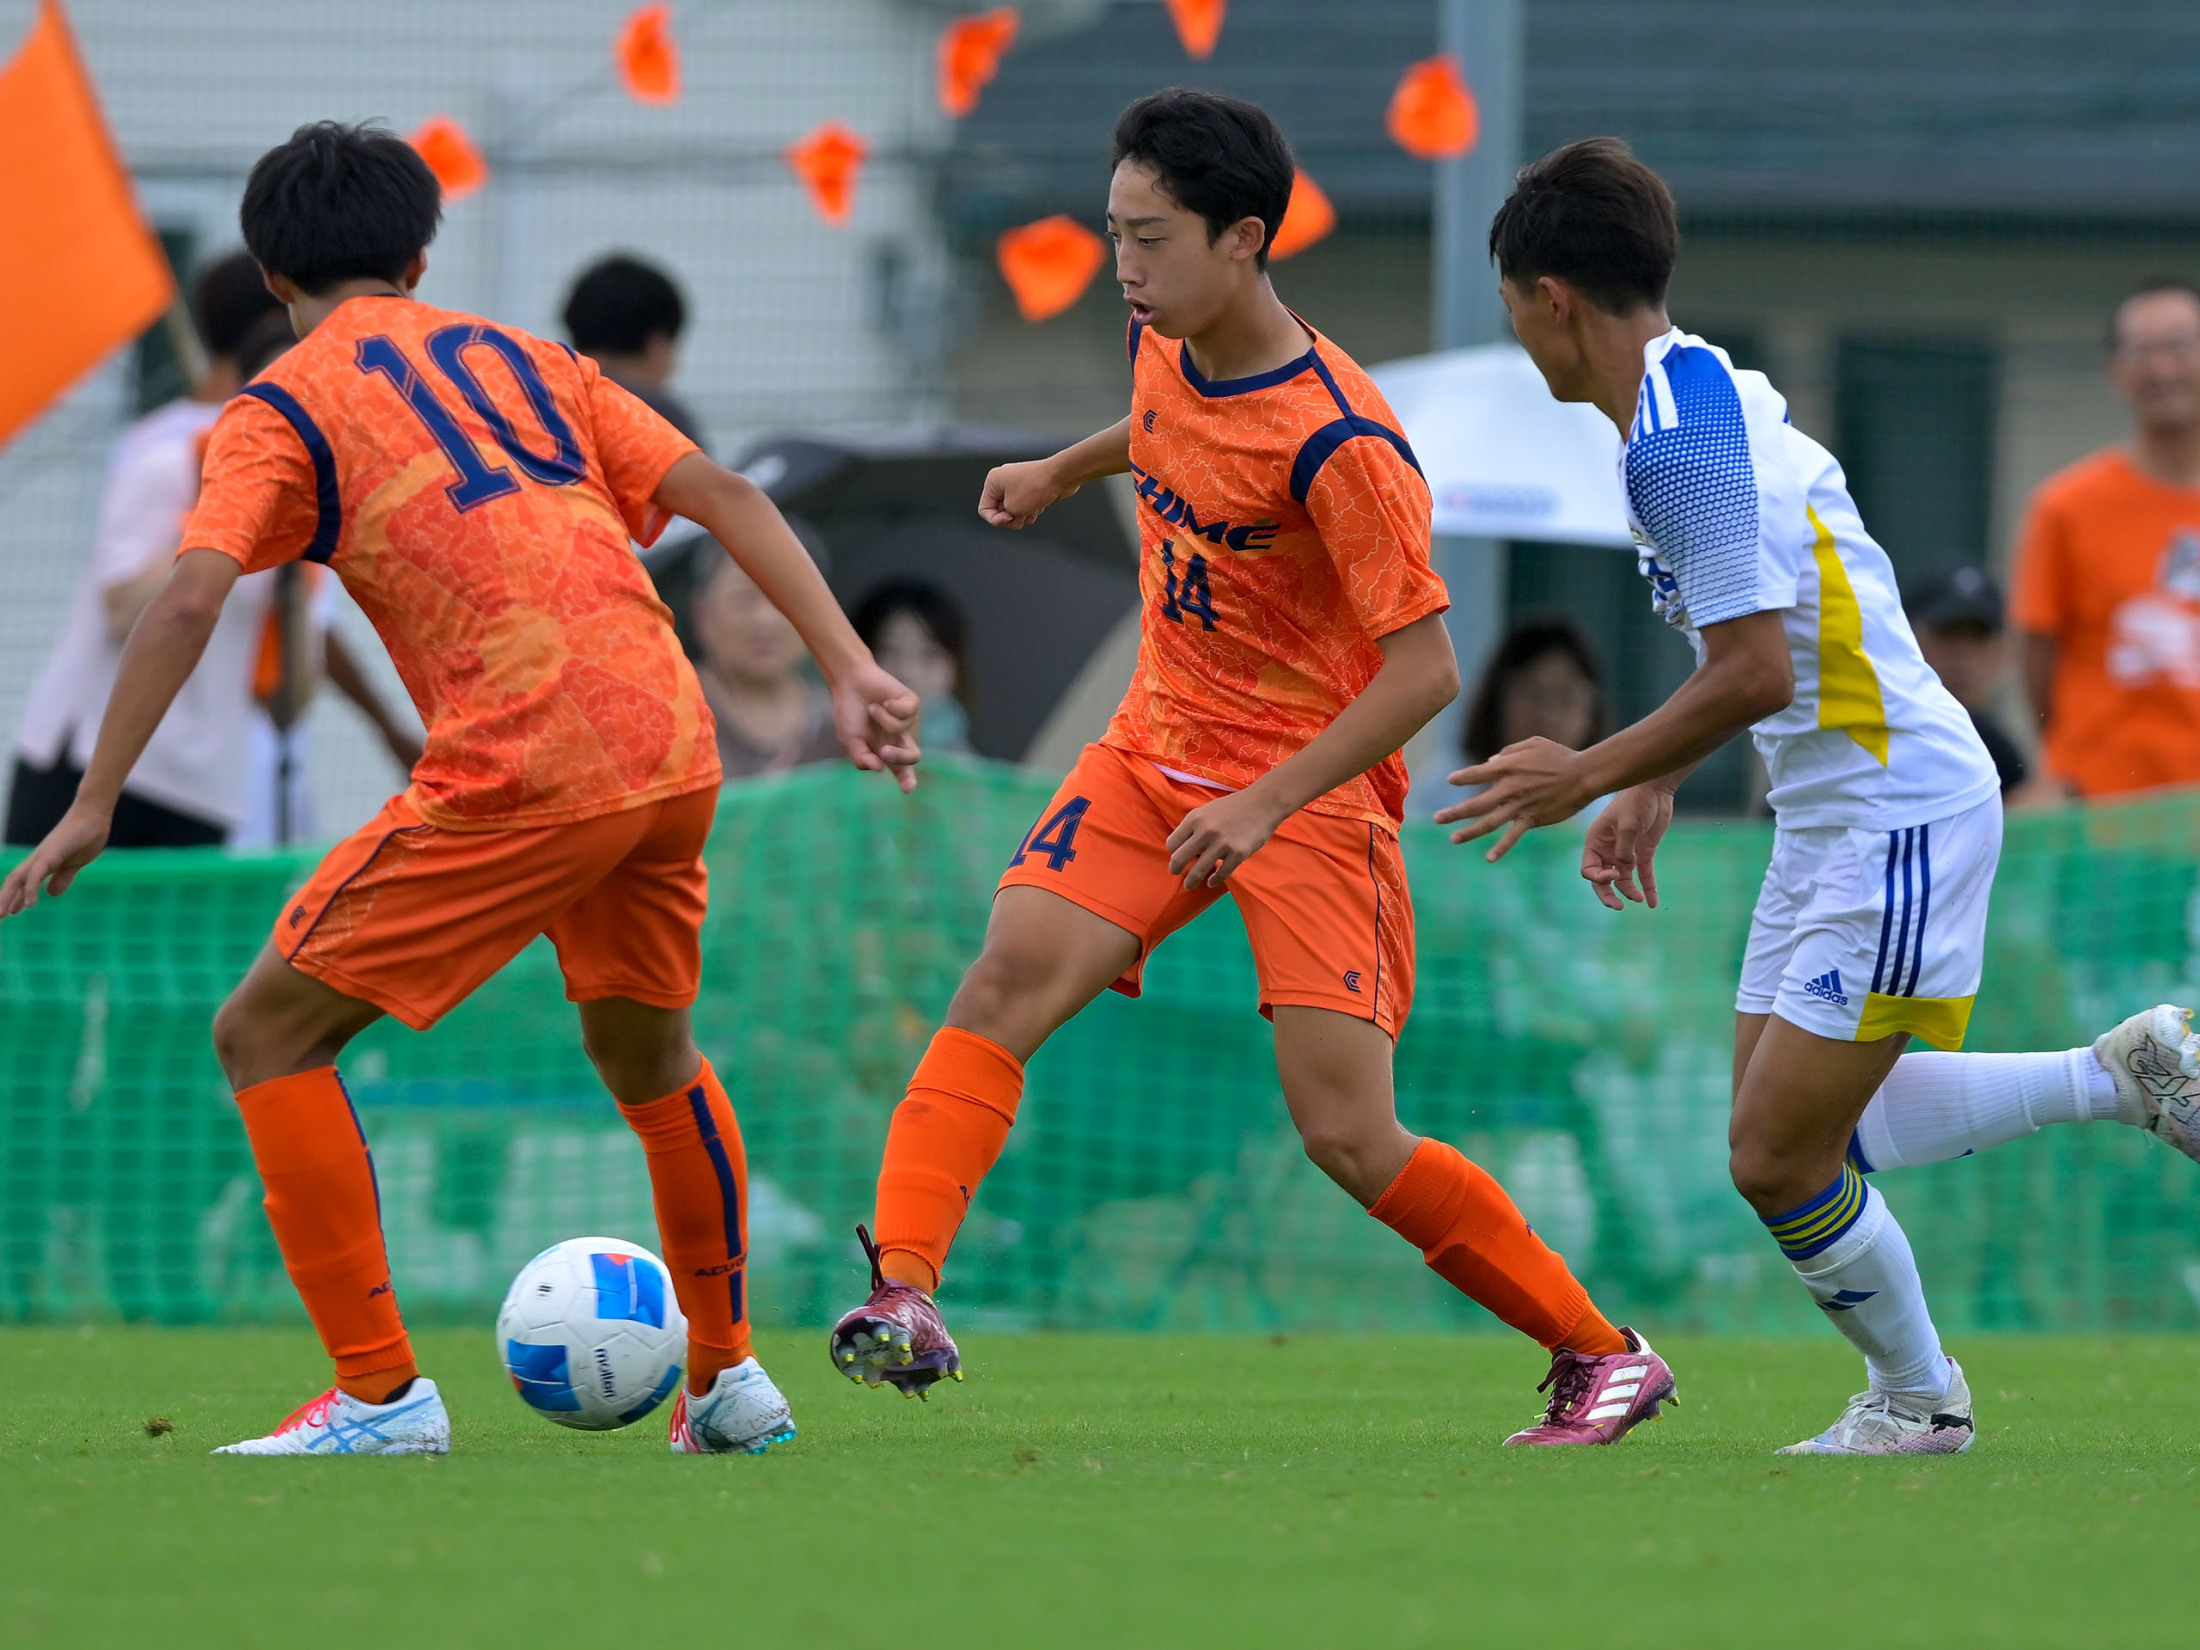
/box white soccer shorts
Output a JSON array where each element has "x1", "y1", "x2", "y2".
[{"x1": 1736, "y1": 794, "x2": 2002, "y2": 1050}]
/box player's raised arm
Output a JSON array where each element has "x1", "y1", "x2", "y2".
[
  {"x1": 0, "y1": 548, "x2": 241, "y2": 917},
  {"x1": 651, "y1": 452, "x2": 922, "y2": 792},
  {"x1": 1168, "y1": 612, "x2": 1459, "y2": 887},
  {"x1": 978, "y1": 416, "x2": 1133, "y2": 529},
  {"x1": 1438, "y1": 609, "x2": 1792, "y2": 862}
]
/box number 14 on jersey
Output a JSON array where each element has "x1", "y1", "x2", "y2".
[{"x1": 1158, "y1": 539, "x2": 1217, "y2": 631}]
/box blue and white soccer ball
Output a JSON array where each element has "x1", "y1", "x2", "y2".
[{"x1": 496, "y1": 1236, "x2": 687, "y2": 1430}]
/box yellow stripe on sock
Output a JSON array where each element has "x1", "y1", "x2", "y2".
[{"x1": 1768, "y1": 1166, "x2": 1865, "y2": 1250}]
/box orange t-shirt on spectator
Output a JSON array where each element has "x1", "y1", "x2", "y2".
[{"x1": 2010, "y1": 449, "x2": 2200, "y2": 797}]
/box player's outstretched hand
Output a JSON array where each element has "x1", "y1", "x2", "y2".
[
  {"x1": 1434, "y1": 736, "x2": 1596, "y2": 862},
  {"x1": 832, "y1": 661, "x2": 923, "y2": 794},
  {"x1": 1581, "y1": 783, "x2": 1674, "y2": 911},
  {"x1": 1167, "y1": 788, "x2": 1284, "y2": 889},
  {"x1": 978, "y1": 458, "x2": 1074, "y2": 529},
  {"x1": 0, "y1": 801, "x2": 112, "y2": 920}
]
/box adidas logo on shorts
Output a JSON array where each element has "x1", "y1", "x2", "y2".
[{"x1": 1802, "y1": 969, "x2": 1849, "y2": 1008}]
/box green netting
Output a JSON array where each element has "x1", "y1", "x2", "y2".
[{"x1": 5, "y1": 759, "x2": 2200, "y2": 1335}]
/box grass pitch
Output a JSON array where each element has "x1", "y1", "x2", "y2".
[{"x1": 4, "y1": 1328, "x2": 2196, "y2": 1648}]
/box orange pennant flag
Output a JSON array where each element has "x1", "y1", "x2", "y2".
[
  {"x1": 997, "y1": 216, "x2": 1107, "y2": 323},
  {"x1": 0, "y1": 1, "x2": 173, "y2": 449},
  {"x1": 1268, "y1": 169, "x2": 1334, "y2": 261},
  {"x1": 616, "y1": 4, "x2": 680, "y2": 105},
  {"x1": 1387, "y1": 55, "x2": 1479, "y2": 160},
  {"x1": 1164, "y1": 0, "x2": 1225, "y2": 59},
  {"x1": 787, "y1": 122, "x2": 868, "y2": 226},
  {"x1": 409, "y1": 115, "x2": 489, "y2": 201},
  {"x1": 938, "y1": 8, "x2": 1018, "y2": 119}
]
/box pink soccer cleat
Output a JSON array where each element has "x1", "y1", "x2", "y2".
[
  {"x1": 1503, "y1": 1328, "x2": 1677, "y2": 1446},
  {"x1": 826, "y1": 1226, "x2": 963, "y2": 1397}
]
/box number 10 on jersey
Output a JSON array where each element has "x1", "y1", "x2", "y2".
[{"x1": 356, "y1": 325, "x2": 586, "y2": 512}]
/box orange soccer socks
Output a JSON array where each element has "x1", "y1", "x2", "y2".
[
  {"x1": 233, "y1": 1068, "x2": 418, "y2": 1403},
  {"x1": 1369, "y1": 1137, "x2": 1626, "y2": 1355},
  {"x1": 618, "y1": 1060, "x2": 752, "y2": 1394},
  {"x1": 871, "y1": 1027, "x2": 1025, "y2": 1292}
]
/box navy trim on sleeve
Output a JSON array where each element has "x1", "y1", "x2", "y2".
[
  {"x1": 239, "y1": 383, "x2": 341, "y2": 565},
  {"x1": 1289, "y1": 416, "x2": 1424, "y2": 505}
]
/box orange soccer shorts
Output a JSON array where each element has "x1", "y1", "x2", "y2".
[
  {"x1": 997, "y1": 743, "x2": 1414, "y2": 1035},
  {"x1": 274, "y1": 784, "x2": 716, "y2": 1030}
]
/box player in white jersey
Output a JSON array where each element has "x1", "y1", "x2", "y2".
[{"x1": 1441, "y1": 138, "x2": 2200, "y2": 1456}]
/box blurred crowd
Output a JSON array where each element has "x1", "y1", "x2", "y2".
[{"x1": 9, "y1": 263, "x2": 2200, "y2": 855}]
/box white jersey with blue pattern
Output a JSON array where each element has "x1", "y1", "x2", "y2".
[{"x1": 1622, "y1": 328, "x2": 1997, "y2": 830}]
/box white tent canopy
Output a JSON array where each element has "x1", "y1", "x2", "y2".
[{"x1": 1368, "y1": 344, "x2": 1633, "y2": 549}]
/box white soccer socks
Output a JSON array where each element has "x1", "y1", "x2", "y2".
[
  {"x1": 1762, "y1": 1167, "x2": 1949, "y2": 1401},
  {"x1": 1849, "y1": 1048, "x2": 2119, "y2": 1171}
]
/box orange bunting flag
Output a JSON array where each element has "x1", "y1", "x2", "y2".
[
  {"x1": 1164, "y1": 0, "x2": 1224, "y2": 59},
  {"x1": 1268, "y1": 169, "x2": 1334, "y2": 260},
  {"x1": 409, "y1": 115, "x2": 489, "y2": 201},
  {"x1": 938, "y1": 9, "x2": 1018, "y2": 119},
  {"x1": 0, "y1": 0, "x2": 174, "y2": 449},
  {"x1": 787, "y1": 121, "x2": 868, "y2": 226},
  {"x1": 998, "y1": 215, "x2": 1107, "y2": 323},
  {"x1": 1387, "y1": 55, "x2": 1478, "y2": 160},
  {"x1": 616, "y1": 4, "x2": 680, "y2": 105}
]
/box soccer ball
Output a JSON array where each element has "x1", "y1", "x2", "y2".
[{"x1": 496, "y1": 1236, "x2": 687, "y2": 1430}]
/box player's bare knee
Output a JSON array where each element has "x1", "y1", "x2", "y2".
[
  {"x1": 1728, "y1": 1139, "x2": 1814, "y2": 1215},
  {"x1": 1295, "y1": 1117, "x2": 1393, "y2": 1202},
  {"x1": 209, "y1": 993, "x2": 256, "y2": 1083},
  {"x1": 948, "y1": 944, "x2": 1054, "y2": 1040},
  {"x1": 579, "y1": 1024, "x2": 696, "y2": 1106}
]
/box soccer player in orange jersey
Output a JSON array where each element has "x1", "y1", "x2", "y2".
[
  {"x1": 0, "y1": 123, "x2": 921, "y2": 1456},
  {"x1": 828, "y1": 91, "x2": 1676, "y2": 1445}
]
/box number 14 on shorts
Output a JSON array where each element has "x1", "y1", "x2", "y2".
[{"x1": 1011, "y1": 798, "x2": 1089, "y2": 871}]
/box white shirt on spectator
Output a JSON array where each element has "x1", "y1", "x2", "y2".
[{"x1": 13, "y1": 396, "x2": 275, "y2": 831}]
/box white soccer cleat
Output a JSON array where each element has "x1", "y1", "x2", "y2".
[
  {"x1": 668, "y1": 1357, "x2": 796, "y2": 1455},
  {"x1": 2094, "y1": 1004, "x2": 2200, "y2": 1158},
  {"x1": 213, "y1": 1378, "x2": 449, "y2": 1456},
  {"x1": 1776, "y1": 1358, "x2": 1972, "y2": 1456}
]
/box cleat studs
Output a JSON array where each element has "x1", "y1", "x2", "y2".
[{"x1": 950, "y1": 1370, "x2": 963, "y2": 1382}]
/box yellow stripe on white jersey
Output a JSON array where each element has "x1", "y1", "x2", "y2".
[{"x1": 1807, "y1": 504, "x2": 1891, "y2": 767}]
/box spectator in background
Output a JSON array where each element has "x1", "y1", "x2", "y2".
[
  {"x1": 1463, "y1": 613, "x2": 1607, "y2": 764},
  {"x1": 1456, "y1": 614, "x2": 1611, "y2": 825},
  {"x1": 2012, "y1": 277, "x2": 2200, "y2": 798},
  {"x1": 1906, "y1": 565, "x2": 2029, "y2": 796},
  {"x1": 5, "y1": 250, "x2": 282, "y2": 848},
  {"x1": 852, "y1": 580, "x2": 974, "y2": 755},
  {"x1": 693, "y1": 553, "x2": 843, "y2": 779},
  {"x1": 562, "y1": 253, "x2": 704, "y2": 444},
  {"x1": 226, "y1": 310, "x2": 423, "y2": 846}
]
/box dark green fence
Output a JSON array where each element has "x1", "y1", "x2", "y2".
[{"x1": 5, "y1": 759, "x2": 2198, "y2": 1336}]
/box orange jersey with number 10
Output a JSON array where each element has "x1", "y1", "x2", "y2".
[
  {"x1": 181, "y1": 295, "x2": 715, "y2": 829},
  {"x1": 1102, "y1": 318, "x2": 1446, "y2": 826}
]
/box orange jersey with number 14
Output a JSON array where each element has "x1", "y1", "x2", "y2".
[
  {"x1": 1102, "y1": 318, "x2": 1447, "y2": 826},
  {"x1": 182, "y1": 295, "x2": 715, "y2": 829}
]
